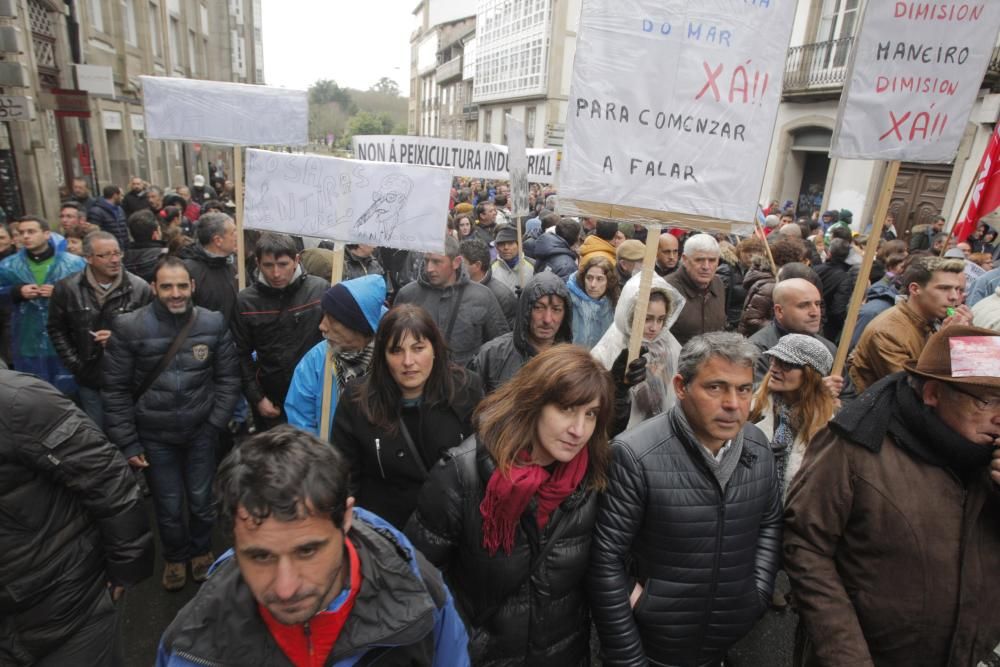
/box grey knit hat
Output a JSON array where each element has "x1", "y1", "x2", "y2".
[{"x1": 764, "y1": 334, "x2": 833, "y2": 376}]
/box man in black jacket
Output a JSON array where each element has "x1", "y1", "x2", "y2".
[
  {"x1": 48, "y1": 231, "x2": 152, "y2": 429},
  {"x1": 178, "y1": 211, "x2": 238, "y2": 323},
  {"x1": 233, "y1": 232, "x2": 327, "y2": 431},
  {"x1": 589, "y1": 331, "x2": 782, "y2": 666},
  {"x1": 102, "y1": 256, "x2": 240, "y2": 592},
  {"x1": 0, "y1": 370, "x2": 153, "y2": 666},
  {"x1": 87, "y1": 185, "x2": 129, "y2": 251},
  {"x1": 122, "y1": 176, "x2": 150, "y2": 217},
  {"x1": 123, "y1": 209, "x2": 166, "y2": 283}
]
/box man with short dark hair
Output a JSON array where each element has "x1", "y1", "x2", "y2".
[
  {"x1": 87, "y1": 185, "x2": 129, "y2": 251},
  {"x1": 70, "y1": 177, "x2": 96, "y2": 212},
  {"x1": 533, "y1": 218, "x2": 581, "y2": 280},
  {"x1": 48, "y1": 231, "x2": 152, "y2": 427},
  {"x1": 60, "y1": 200, "x2": 96, "y2": 237},
  {"x1": 461, "y1": 237, "x2": 516, "y2": 328},
  {"x1": 472, "y1": 200, "x2": 498, "y2": 244},
  {"x1": 655, "y1": 232, "x2": 680, "y2": 276},
  {"x1": 123, "y1": 209, "x2": 167, "y2": 283},
  {"x1": 0, "y1": 369, "x2": 153, "y2": 666},
  {"x1": 103, "y1": 256, "x2": 241, "y2": 591},
  {"x1": 851, "y1": 256, "x2": 973, "y2": 392},
  {"x1": 786, "y1": 325, "x2": 1000, "y2": 665},
  {"x1": 233, "y1": 232, "x2": 328, "y2": 431},
  {"x1": 0, "y1": 216, "x2": 85, "y2": 393},
  {"x1": 155, "y1": 426, "x2": 469, "y2": 666},
  {"x1": 589, "y1": 332, "x2": 782, "y2": 665},
  {"x1": 395, "y1": 235, "x2": 509, "y2": 366},
  {"x1": 178, "y1": 211, "x2": 238, "y2": 323},
  {"x1": 579, "y1": 219, "x2": 619, "y2": 267},
  {"x1": 471, "y1": 272, "x2": 572, "y2": 393}
]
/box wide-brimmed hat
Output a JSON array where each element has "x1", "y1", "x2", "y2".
[
  {"x1": 764, "y1": 334, "x2": 833, "y2": 376},
  {"x1": 904, "y1": 325, "x2": 1000, "y2": 389}
]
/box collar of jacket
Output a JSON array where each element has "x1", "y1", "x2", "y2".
[
  {"x1": 184, "y1": 243, "x2": 231, "y2": 267},
  {"x1": 150, "y1": 298, "x2": 194, "y2": 324},
  {"x1": 129, "y1": 240, "x2": 166, "y2": 250},
  {"x1": 897, "y1": 299, "x2": 936, "y2": 336},
  {"x1": 162, "y1": 517, "x2": 438, "y2": 667},
  {"x1": 253, "y1": 265, "x2": 306, "y2": 295}
]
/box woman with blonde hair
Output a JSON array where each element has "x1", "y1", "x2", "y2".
[
  {"x1": 749, "y1": 334, "x2": 837, "y2": 495},
  {"x1": 406, "y1": 344, "x2": 615, "y2": 666},
  {"x1": 567, "y1": 254, "x2": 619, "y2": 348}
]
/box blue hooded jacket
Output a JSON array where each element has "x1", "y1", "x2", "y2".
[
  {"x1": 285, "y1": 275, "x2": 387, "y2": 439},
  {"x1": 566, "y1": 273, "x2": 614, "y2": 349},
  {"x1": 848, "y1": 278, "x2": 900, "y2": 351}
]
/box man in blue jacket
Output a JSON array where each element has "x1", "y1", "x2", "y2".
[
  {"x1": 87, "y1": 185, "x2": 130, "y2": 251},
  {"x1": 156, "y1": 425, "x2": 469, "y2": 666},
  {"x1": 285, "y1": 274, "x2": 387, "y2": 439}
]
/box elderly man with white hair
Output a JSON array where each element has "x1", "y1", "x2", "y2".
[{"x1": 665, "y1": 233, "x2": 728, "y2": 344}]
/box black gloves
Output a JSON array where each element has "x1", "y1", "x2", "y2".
[{"x1": 611, "y1": 346, "x2": 649, "y2": 388}]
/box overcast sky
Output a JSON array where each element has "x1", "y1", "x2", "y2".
[{"x1": 260, "y1": 1, "x2": 414, "y2": 95}]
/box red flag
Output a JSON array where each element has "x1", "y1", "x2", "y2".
[{"x1": 954, "y1": 126, "x2": 1000, "y2": 241}]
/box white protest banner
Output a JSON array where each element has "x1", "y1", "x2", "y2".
[
  {"x1": 140, "y1": 76, "x2": 308, "y2": 145},
  {"x1": 558, "y1": 0, "x2": 795, "y2": 233},
  {"x1": 243, "y1": 149, "x2": 452, "y2": 253},
  {"x1": 352, "y1": 134, "x2": 558, "y2": 184},
  {"x1": 506, "y1": 115, "x2": 530, "y2": 217},
  {"x1": 831, "y1": 2, "x2": 1000, "y2": 162}
]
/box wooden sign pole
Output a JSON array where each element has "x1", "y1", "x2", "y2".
[
  {"x1": 627, "y1": 224, "x2": 661, "y2": 364},
  {"x1": 318, "y1": 244, "x2": 346, "y2": 441},
  {"x1": 234, "y1": 146, "x2": 246, "y2": 290},
  {"x1": 832, "y1": 160, "x2": 901, "y2": 376},
  {"x1": 516, "y1": 215, "x2": 526, "y2": 290}
]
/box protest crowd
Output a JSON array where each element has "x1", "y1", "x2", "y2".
[{"x1": 2, "y1": 168, "x2": 1000, "y2": 667}]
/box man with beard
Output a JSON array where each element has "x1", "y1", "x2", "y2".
[{"x1": 102, "y1": 256, "x2": 240, "y2": 591}]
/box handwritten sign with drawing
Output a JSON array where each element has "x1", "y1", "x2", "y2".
[
  {"x1": 832, "y1": 2, "x2": 1000, "y2": 162},
  {"x1": 243, "y1": 149, "x2": 452, "y2": 253},
  {"x1": 352, "y1": 135, "x2": 558, "y2": 184},
  {"x1": 558, "y1": 0, "x2": 795, "y2": 232},
  {"x1": 140, "y1": 76, "x2": 308, "y2": 145}
]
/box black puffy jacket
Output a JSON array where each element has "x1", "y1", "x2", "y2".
[
  {"x1": 469, "y1": 272, "x2": 572, "y2": 393},
  {"x1": 123, "y1": 241, "x2": 166, "y2": 284},
  {"x1": 87, "y1": 199, "x2": 129, "y2": 250},
  {"x1": 178, "y1": 243, "x2": 238, "y2": 324},
  {"x1": 332, "y1": 368, "x2": 482, "y2": 529},
  {"x1": 47, "y1": 269, "x2": 152, "y2": 388},
  {"x1": 102, "y1": 301, "x2": 241, "y2": 458},
  {"x1": 532, "y1": 233, "x2": 578, "y2": 280},
  {"x1": 588, "y1": 411, "x2": 783, "y2": 667},
  {"x1": 0, "y1": 371, "x2": 153, "y2": 665},
  {"x1": 232, "y1": 269, "x2": 327, "y2": 407},
  {"x1": 406, "y1": 437, "x2": 596, "y2": 666}
]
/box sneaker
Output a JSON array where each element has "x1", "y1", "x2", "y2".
[
  {"x1": 191, "y1": 552, "x2": 215, "y2": 583},
  {"x1": 162, "y1": 561, "x2": 187, "y2": 591}
]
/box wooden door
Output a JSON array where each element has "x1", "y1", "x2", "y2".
[{"x1": 890, "y1": 163, "x2": 952, "y2": 241}]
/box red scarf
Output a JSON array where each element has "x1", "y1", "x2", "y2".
[
  {"x1": 259, "y1": 537, "x2": 362, "y2": 667},
  {"x1": 480, "y1": 447, "x2": 589, "y2": 556}
]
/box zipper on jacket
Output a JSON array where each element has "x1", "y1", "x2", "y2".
[
  {"x1": 375, "y1": 438, "x2": 386, "y2": 478},
  {"x1": 174, "y1": 650, "x2": 223, "y2": 667},
  {"x1": 304, "y1": 620, "x2": 314, "y2": 667}
]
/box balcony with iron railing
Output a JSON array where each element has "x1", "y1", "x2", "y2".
[{"x1": 783, "y1": 36, "x2": 854, "y2": 100}]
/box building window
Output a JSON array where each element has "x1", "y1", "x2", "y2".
[
  {"x1": 818, "y1": 0, "x2": 860, "y2": 68},
  {"x1": 473, "y1": 0, "x2": 552, "y2": 103},
  {"x1": 89, "y1": 0, "x2": 105, "y2": 32},
  {"x1": 188, "y1": 29, "x2": 197, "y2": 75},
  {"x1": 525, "y1": 106, "x2": 536, "y2": 146},
  {"x1": 168, "y1": 17, "x2": 180, "y2": 64},
  {"x1": 501, "y1": 107, "x2": 511, "y2": 145},
  {"x1": 484, "y1": 109, "x2": 492, "y2": 142},
  {"x1": 149, "y1": 2, "x2": 162, "y2": 56},
  {"x1": 122, "y1": 0, "x2": 138, "y2": 46}
]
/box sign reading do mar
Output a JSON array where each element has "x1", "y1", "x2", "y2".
[
  {"x1": 832, "y1": 2, "x2": 1000, "y2": 162},
  {"x1": 558, "y1": 0, "x2": 795, "y2": 232}
]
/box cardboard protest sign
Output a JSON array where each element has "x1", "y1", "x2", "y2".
[
  {"x1": 352, "y1": 135, "x2": 558, "y2": 184},
  {"x1": 558, "y1": 0, "x2": 795, "y2": 232},
  {"x1": 141, "y1": 76, "x2": 308, "y2": 146},
  {"x1": 831, "y1": 2, "x2": 1000, "y2": 162},
  {"x1": 243, "y1": 149, "x2": 452, "y2": 253},
  {"x1": 505, "y1": 115, "x2": 530, "y2": 217}
]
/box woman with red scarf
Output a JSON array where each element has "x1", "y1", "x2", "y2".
[{"x1": 405, "y1": 344, "x2": 615, "y2": 666}]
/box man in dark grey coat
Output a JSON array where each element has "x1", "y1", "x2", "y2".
[
  {"x1": 469, "y1": 272, "x2": 571, "y2": 393},
  {"x1": 103, "y1": 256, "x2": 240, "y2": 592},
  {"x1": 588, "y1": 332, "x2": 782, "y2": 666},
  {"x1": 394, "y1": 235, "x2": 509, "y2": 366}
]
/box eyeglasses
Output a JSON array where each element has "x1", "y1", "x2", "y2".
[
  {"x1": 92, "y1": 250, "x2": 123, "y2": 259},
  {"x1": 945, "y1": 383, "x2": 1000, "y2": 412}
]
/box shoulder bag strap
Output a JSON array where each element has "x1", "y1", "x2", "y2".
[
  {"x1": 133, "y1": 309, "x2": 199, "y2": 401},
  {"x1": 398, "y1": 417, "x2": 431, "y2": 477},
  {"x1": 444, "y1": 283, "x2": 467, "y2": 341}
]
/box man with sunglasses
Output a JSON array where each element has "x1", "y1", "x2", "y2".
[
  {"x1": 785, "y1": 325, "x2": 1000, "y2": 666},
  {"x1": 49, "y1": 231, "x2": 151, "y2": 428}
]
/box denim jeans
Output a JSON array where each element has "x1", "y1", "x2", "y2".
[
  {"x1": 143, "y1": 427, "x2": 217, "y2": 563},
  {"x1": 77, "y1": 385, "x2": 104, "y2": 432}
]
